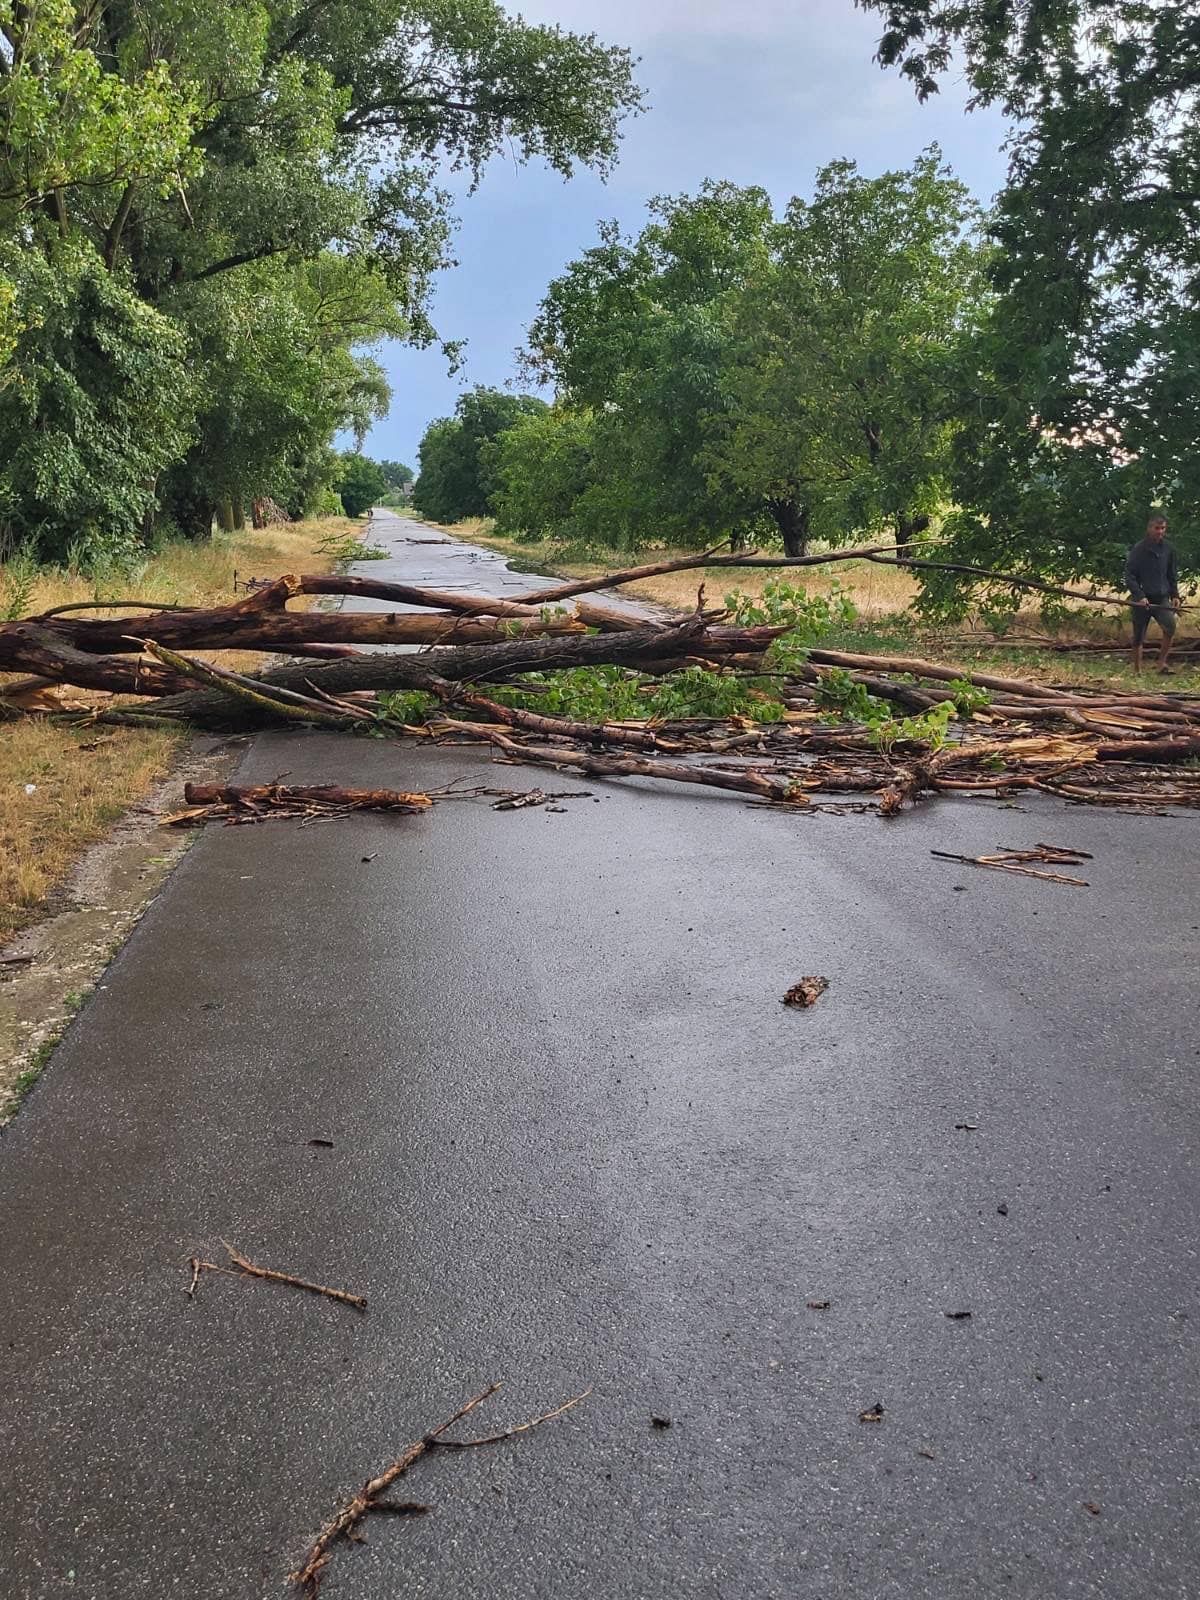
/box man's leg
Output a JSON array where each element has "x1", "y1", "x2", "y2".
[
  {"x1": 1131, "y1": 605, "x2": 1148, "y2": 672},
  {"x1": 1157, "y1": 605, "x2": 1177, "y2": 671}
]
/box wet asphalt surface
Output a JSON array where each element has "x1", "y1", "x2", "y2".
[{"x1": 2, "y1": 512, "x2": 1199, "y2": 1598}]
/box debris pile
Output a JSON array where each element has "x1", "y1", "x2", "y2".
[{"x1": 2, "y1": 542, "x2": 1199, "y2": 818}]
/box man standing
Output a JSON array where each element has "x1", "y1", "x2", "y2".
[{"x1": 1124, "y1": 514, "x2": 1181, "y2": 674}]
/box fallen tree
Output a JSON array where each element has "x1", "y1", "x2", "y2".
[{"x1": 1, "y1": 548, "x2": 1198, "y2": 820}]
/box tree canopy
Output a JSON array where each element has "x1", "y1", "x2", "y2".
[
  {"x1": 0, "y1": 0, "x2": 642, "y2": 560},
  {"x1": 336, "y1": 452, "x2": 388, "y2": 518},
  {"x1": 859, "y1": 0, "x2": 1200, "y2": 597},
  {"x1": 413, "y1": 387, "x2": 548, "y2": 523},
  {"x1": 498, "y1": 156, "x2": 988, "y2": 554}
]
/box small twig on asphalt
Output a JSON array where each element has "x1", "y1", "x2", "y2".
[
  {"x1": 930, "y1": 849, "x2": 1089, "y2": 887},
  {"x1": 291, "y1": 1382, "x2": 590, "y2": 1595},
  {"x1": 185, "y1": 1241, "x2": 368, "y2": 1311}
]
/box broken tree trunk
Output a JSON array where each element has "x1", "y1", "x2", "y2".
[
  {"x1": 508, "y1": 541, "x2": 917, "y2": 605},
  {"x1": 37, "y1": 605, "x2": 586, "y2": 656},
  {"x1": 119, "y1": 620, "x2": 787, "y2": 725}
]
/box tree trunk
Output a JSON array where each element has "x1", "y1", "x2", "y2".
[
  {"x1": 217, "y1": 498, "x2": 236, "y2": 533},
  {"x1": 232, "y1": 496, "x2": 246, "y2": 531},
  {"x1": 766, "y1": 499, "x2": 809, "y2": 557},
  {"x1": 894, "y1": 513, "x2": 931, "y2": 565},
  {"x1": 251, "y1": 498, "x2": 268, "y2": 530}
]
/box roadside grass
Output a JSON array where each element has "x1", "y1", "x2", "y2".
[
  {"x1": 0, "y1": 516, "x2": 364, "y2": 946},
  {"x1": 447, "y1": 519, "x2": 1200, "y2": 693}
]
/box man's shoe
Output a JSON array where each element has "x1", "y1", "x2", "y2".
[{"x1": 1159, "y1": 666, "x2": 1176, "y2": 675}]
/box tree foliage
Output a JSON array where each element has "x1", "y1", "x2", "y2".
[
  {"x1": 504, "y1": 158, "x2": 988, "y2": 554},
  {"x1": 378, "y1": 460, "x2": 414, "y2": 490},
  {"x1": 859, "y1": 0, "x2": 1200, "y2": 596},
  {"x1": 413, "y1": 386, "x2": 547, "y2": 522},
  {"x1": 336, "y1": 452, "x2": 388, "y2": 518},
  {"x1": 0, "y1": 0, "x2": 642, "y2": 559},
  {"x1": 709, "y1": 152, "x2": 989, "y2": 553}
]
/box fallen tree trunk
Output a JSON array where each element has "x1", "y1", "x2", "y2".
[
  {"x1": 510, "y1": 541, "x2": 915, "y2": 605},
  {"x1": 38, "y1": 605, "x2": 585, "y2": 655},
  {"x1": 126, "y1": 620, "x2": 787, "y2": 725},
  {"x1": 476, "y1": 730, "x2": 807, "y2": 801},
  {"x1": 1094, "y1": 735, "x2": 1200, "y2": 762},
  {"x1": 807, "y1": 649, "x2": 1070, "y2": 700},
  {"x1": 444, "y1": 689, "x2": 676, "y2": 752},
  {"x1": 297, "y1": 575, "x2": 544, "y2": 618},
  {"x1": 0, "y1": 624, "x2": 187, "y2": 696}
]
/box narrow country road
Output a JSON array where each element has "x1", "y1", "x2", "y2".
[{"x1": 2, "y1": 511, "x2": 1198, "y2": 1599}]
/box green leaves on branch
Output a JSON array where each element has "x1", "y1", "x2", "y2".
[
  {"x1": 0, "y1": 242, "x2": 195, "y2": 563},
  {"x1": 336, "y1": 454, "x2": 388, "y2": 519},
  {"x1": 502, "y1": 157, "x2": 989, "y2": 556},
  {"x1": 0, "y1": 0, "x2": 641, "y2": 561},
  {"x1": 0, "y1": 0, "x2": 201, "y2": 211},
  {"x1": 860, "y1": 0, "x2": 1200, "y2": 590}
]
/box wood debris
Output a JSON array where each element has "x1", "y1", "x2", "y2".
[
  {"x1": 930, "y1": 843, "x2": 1091, "y2": 887},
  {"x1": 186, "y1": 1240, "x2": 367, "y2": 1311},
  {"x1": 291, "y1": 1382, "x2": 589, "y2": 1596},
  {"x1": 783, "y1": 976, "x2": 830, "y2": 1008},
  {"x1": 1, "y1": 544, "x2": 1198, "y2": 822}
]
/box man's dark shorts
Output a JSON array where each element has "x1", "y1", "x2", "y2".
[{"x1": 1131, "y1": 599, "x2": 1177, "y2": 642}]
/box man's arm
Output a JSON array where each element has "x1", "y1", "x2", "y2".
[
  {"x1": 1169, "y1": 546, "x2": 1180, "y2": 600},
  {"x1": 1124, "y1": 546, "x2": 1147, "y2": 602}
]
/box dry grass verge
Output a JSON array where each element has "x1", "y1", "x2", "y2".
[{"x1": 0, "y1": 516, "x2": 364, "y2": 944}]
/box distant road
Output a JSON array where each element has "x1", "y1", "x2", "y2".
[{"x1": 1, "y1": 509, "x2": 1198, "y2": 1598}]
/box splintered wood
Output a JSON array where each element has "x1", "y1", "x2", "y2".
[
  {"x1": 931, "y1": 843, "x2": 1092, "y2": 887},
  {"x1": 783, "y1": 977, "x2": 830, "y2": 1008},
  {"x1": 166, "y1": 782, "x2": 434, "y2": 827},
  {"x1": 291, "y1": 1383, "x2": 590, "y2": 1596}
]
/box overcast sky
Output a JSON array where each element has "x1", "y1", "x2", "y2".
[{"x1": 363, "y1": 0, "x2": 1008, "y2": 469}]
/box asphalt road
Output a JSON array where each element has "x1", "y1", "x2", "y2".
[{"x1": 2, "y1": 513, "x2": 1199, "y2": 1599}]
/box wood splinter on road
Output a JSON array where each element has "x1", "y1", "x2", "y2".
[
  {"x1": 930, "y1": 843, "x2": 1091, "y2": 887},
  {"x1": 185, "y1": 1240, "x2": 368, "y2": 1311},
  {"x1": 291, "y1": 1382, "x2": 590, "y2": 1596},
  {"x1": 783, "y1": 976, "x2": 830, "y2": 1008}
]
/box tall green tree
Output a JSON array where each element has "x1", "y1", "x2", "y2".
[
  {"x1": 518, "y1": 162, "x2": 986, "y2": 555},
  {"x1": 336, "y1": 452, "x2": 388, "y2": 517},
  {"x1": 0, "y1": 0, "x2": 642, "y2": 557},
  {"x1": 487, "y1": 406, "x2": 599, "y2": 541},
  {"x1": 378, "y1": 460, "x2": 414, "y2": 491},
  {"x1": 859, "y1": 0, "x2": 1200, "y2": 593},
  {"x1": 413, "y1": 387, "x2": 547, "y2": 522},
  {"x1": 524, "y1": 182, "x2": 774, "y2": 548},
  {"x1": 708, "y1": 151, "x2": 989, "y2": 554}
]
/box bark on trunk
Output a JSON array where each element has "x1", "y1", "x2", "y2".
[
  {"x1": 766, "y1": 499, "x2": 809, "y2": 558},
  {"x1": 141, "y1": 620, "x2": 783, "y2": 726},
  {"x1": 894, "y1": 513, "x2": 931, "y2": 565}
]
